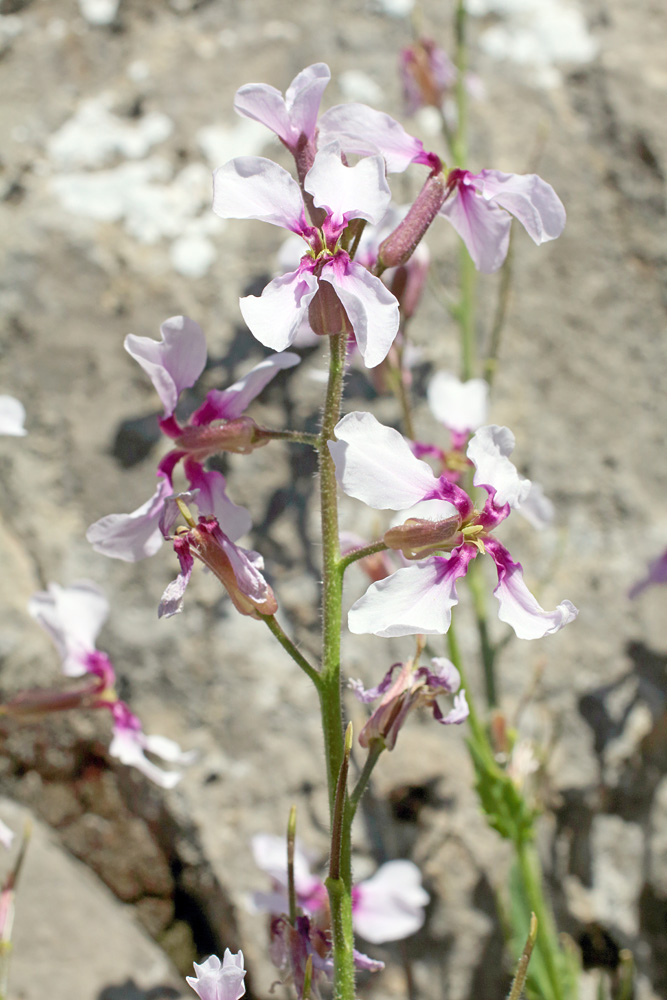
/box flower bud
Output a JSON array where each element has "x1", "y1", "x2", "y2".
[
  {"x1": 308, "y1": 279, "x2": 353, "y2": 337},
  {"x1": 383, "y1": 515, "x2": 462, "y2": 560},
  {"x1": 377, "y1": 171, "x2": 447, "y2": 270},
  {"x1": 175, "y1": 416, "x2": 265, "y2": 458},
  {"x1": 187, "y1": 519, "x2": 278, "y2": 619}
]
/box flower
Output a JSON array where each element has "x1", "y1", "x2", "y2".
[
  {"x1": 427, "y1": 371, "x2": 489, "y2": 448},
  {"x1": 329, "y1": 412, "x2": 577, "y2": 639},
  {"x1": 158, "y1": 494, "x2": 277, "y2": 620},
  {"x1": 213, "y1": 144, "x2": 400, "y2": 368},
  {"x1": 0, "y1": 821, "x2": 13, "y2": 851},
  {"x1": 252, "y1": 833, "x2": 428, "y2": 944},
  {"x1": 440, "y1": 168, "x2": 566, "y2": 272},
  {"x1": 400, "y1": 39, "x2": 457, "y2": 115},
  {"x1": 629, "y1": 547, "x2": 667, "y2": 599},
  {"x1": 86, "y1": 315, "x2": 298, "y2": 561},
  {"x1": 26, "y1": 581, "x2": 194, "y2": 786},
  {"x1": 350, "y1": 656, "x2": 468, "y2": 750},
  {"x1": 233, "y1": 62, "x2": 441, "y2": 177},
  {"x1": 0, "y1": 396, "x2": 26, "y2": 436},
  {"x1": 186, "y1": 950, "x2": 246, "y2": 1000}
]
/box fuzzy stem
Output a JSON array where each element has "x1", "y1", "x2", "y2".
[
  {"x1": 260, "y1": 615, "x2": 321, "y2": 689},
  {"x1": 339, "y1": 540, "x2": 389, "y2": 574},
  {"x1": 349, "y1": 742, "x2": 384, "y2": 817}
]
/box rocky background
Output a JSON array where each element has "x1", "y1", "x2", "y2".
[{"x1": 1, "y1": 0, "x2": 666, "y2": 998}]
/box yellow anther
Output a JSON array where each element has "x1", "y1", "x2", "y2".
[{"x1": 175, "y1": 497, "x2": 197, "y2": 528}]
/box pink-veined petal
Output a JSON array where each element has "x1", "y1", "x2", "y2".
[
  {"x1": 486, "y1": 538, "x2": 578, "y2": 640},
  {"x1": 329, "y1": 411, "x2": 438, "y2": 510},
  {"x1": 190, "y1": 352, "x2": 300, "y2": 425},
  {"x1": 318, "y1": 103, "x2": 429, "y2": 173},
  {"x1": 304, "y1": 143, "x2": 391, "y2": 229},
  {"x1": 427, "y1": 371, "x2": 489, "y2": 434},
  {"x1": 213, "y1": 157, "x2": 307, "y2": 234},
  {"x1": 433, "y1": 689, "x2": 469, "y2": 725},
  {"x1": 186, "y1": 950, "x2": 246, "y2": 1000},
  {"x1": 240, "y1": 268, "x2": 319, "y2": 352},
  {"x1": 0, "y1": 395, "x2": 27, "y2": 436},
  {"x1": 467, "y1": 425, "x2": 531, "y2": 509},
  {"x1": 285, "y1": 63, "x2": 331, "y2": 141},
  {"x1": 28, "y1": 581, "x2": 109, "y2": 677},
  {"x1": 441, "y1": 180, "x2": 511, "y2": 272},
  {"x1": 476, "y1": 169, "x2": 566, "y2": 245},
  {"x1": 158, "y1": 537, "x2": 194, "y2": 619},
  {"x1": 353, "y1": 861, "x2": 429, "y2": 944},
  {"x1": 321, "y1": 259, "x2": 399, "y2": 368},
  {"x1": 125, "y1": 316, "x2": 207, "y2": 419},
  {"x1": 185, "y1": 464, "x2": 252, "y2": 541},
  {"x1": 86, "y1": 476, "x2": 173, "y2": 561},
  {"x1": 348, "y1": 552, "x2": 472, "y2": 637}
]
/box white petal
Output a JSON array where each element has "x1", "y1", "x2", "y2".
[
  {"x1": 477, "y1": 169, "x2": 566, "y2": 245},
  {"x1": 348, "y1": 559, "x2": 462, "y2": 637},
  {"x1": 304, "y1": 143, "x2": 391, "y2": 228},
  {"x1": 319, "y1": 103, "x2": 425, "y2": 173},
  {"x1": 28, "y1": 581, "x2": 109, "y2": 677},
  {"x1": 86, "y1": 478, "x2": 172, "y2": 561},
  {"x1": 284, "y1": 63, "x2": 331, "y2": 141},
  {"x1": 427, "y1": 372, "x2": 489, "y2": 433},
  {"x1": 516, "y1": 481, "x2": 555, "y2": 531},
  {"x1": 329, "y1": 411, "x2": 438, "y2": 510},
  {"x1": 208, "y1": 352, "x2": 300, "y2": 421},
  {"x1": 354, "y1": 861, "x2": 429, "y2": 944},
  {"x1": 125, "y1": 316, "x2": 207, "y2": 418},
  {"x1": 322, "y1": 260, "x2": 399, "y2": 368},
  {"x1": 0, "y1": 395, "x2": 27, "y2": 436},
  {"x1": 213, "y1": 157, "x2": 306, "y2": 233},
  {"x1": 467, "y1": 425, "x2": 531, "y2": 508},
  {"x1": 440, "y1": 182, "x2": 511, "y2": 273},
  {"x1": 488, "y1": 541, "x2": 578, "y2": 640},
  {"x1": 240, "y1": 269, "x2": 319, "y2": 352}
]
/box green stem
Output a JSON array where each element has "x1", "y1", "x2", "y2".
[
  {"x1": 446, "y1": 619, "x2": 485, "y2": 747},
  {"x1": 339, "y1": 540, "x2": 389, "y2": 574},
  {"x1": 325, "y1": 874, "x2": 356, "y2": 1000},
  {"x1": 516, "y1": 840, "x2": 565, "y2": 1000},
  {"x1": 349, "y1": 742, "x2": 384, "y2": 818},
  {"x1": 467, "y1": 560, "x2": 498, "y2": 708},
  {"x1": 287, "y1": 805, "x2": 297, "y2": 926},
  {"x1": 258, "y1": 427, "x2": 320, "y2": 447},
  {"x1": 260, "y1": 615, "x2": 321, "y2": 689}
]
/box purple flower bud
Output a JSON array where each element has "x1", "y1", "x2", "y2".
[{"x1": 378, "y1": 171, "x2": 447, "y2": 270}]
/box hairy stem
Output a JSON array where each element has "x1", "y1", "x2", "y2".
[
  {"x1": 339, "y1": 539, "x2": 389, "y2": 574},
  {"x1": 260, "y1": 615, "x2": 321, "y2": 689}
]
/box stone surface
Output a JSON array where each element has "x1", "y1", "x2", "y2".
[{"x1": 0, "y1": 0, "x2": 666, "y2": 998}]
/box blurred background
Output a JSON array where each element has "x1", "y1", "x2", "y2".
[{"x1": 1, "y1": 0, "x2": 666, "y2": 997}]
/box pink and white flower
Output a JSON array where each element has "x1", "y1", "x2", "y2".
[
  {"x1": 26, "y1": 582, "x2": 194, "y2": 787},
  {"x1": 0, "y1": 395, "x2": 26, "y2": 436},
  {"x1": 158, "y1": 493, "x2": 277, "y2": 620},
  {"x1": 350, "y1": 656, "x2": 468, "y2": 750},
  {"x1": 213, "y1": 145, "x2": 400, "y2": 368},
  {"x1": 87, "y1": 316, "x2": 298, "y2": 561},
  {"x1": 329, "y1": 412, "x2": 577, "y2": 639},
  {"x1": 252, "y1": 834, "x2": 429, "y2": 944},
  {"x1": 441, "y1": 168, "x2": 566, "y2": 272},
  {"x1": 186, "y1": 950, "x2": 246, "y2": 1000}
]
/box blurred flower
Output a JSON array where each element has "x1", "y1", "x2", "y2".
[
  {"x1": 0, "y1": 395, "x2": 26, "y2": 436},
  {"x1": 186, "y1": 950, "x2": 246, "y2": 1000},
  {"x1": 629, "y1": 548, "x2": 667, "y2": 599}
]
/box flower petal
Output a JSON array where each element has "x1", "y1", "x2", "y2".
[
  {"x1": 427, "y1": 371, "x2": 489, "y2": 434},
  {"x1": 322, "y1": 259, "x2": 399, "y2": 369},
  {"x1": 318, "y1": 103, "x2": 430, "y2": 173},
  {"x1": 234, "y1": 64, "x2": 330, "y2": 150},
  {"x1": 158, "y1": 537, "x2": 194, "y2": 619},
  {"x1": 0, "y1": 395, "x2": 27, "y2": 436},
  {"x1": 467, "y1": 425, "x2": 531, "y2": 509},
  {"x1": 441, "y1": 178, "x2": 511, "y2": 272},
  {"x1": 329, "y1": 411, "x2": 438, "y2": 510},
  {"x1": 28, "y1": 581, "x2": 109, "y2": 677},
  {"x1": 353, "y1": 861, "x2": 429, "y2": 943},
  {"x1": 304, "y1": 143, "x2": 391, "y2": 229},
  {"x1": 432, "y1": 690, "x2": 469, "y2": 725},
  {"x1": 86, "y1": 476, "x2": 173, "y2": 561},
  {"x1": 125, "y1": 316, "x2": 207, "y2": 419},
  {"x1": 190, "y1": 352, "x2": 300, "y2": 425},
  {"x1": 186, "y1": 950, "x2": 247, "y2": 1000},
  {"x1": 240, "y1": 268, "x2": 319, "y2": 352},
  {"x1": 477, "y1": 169, "x2": 566, "y2": 245},
  {"x1": 184, "y1": 464, "x2": 252, "y2": 541},
  {"x1": 213, "y1": 157, "x2": 307, "y2": 234},
  {"x1": 348, "y1": 552, "x2": 472, "y2": 637},
  {"x1": 486, "y1": 538, "x2": 578, "y2": 640},
  {"x1": 516, "y1": 481, "x2": 555, "y2": 531}
]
